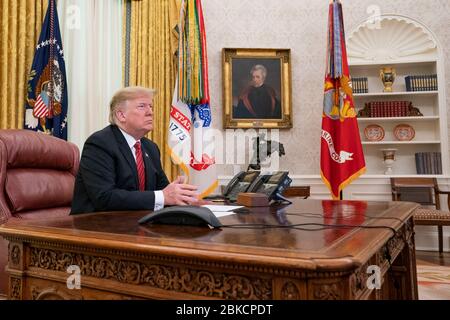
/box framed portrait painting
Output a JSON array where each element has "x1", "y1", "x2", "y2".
[{"x1": 222, "y1": 48, "x2": 292, "y2": 129}]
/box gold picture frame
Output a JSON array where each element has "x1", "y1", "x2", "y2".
[{"x1": 222, "y1": 48, "x2": 292, "y2": 129}]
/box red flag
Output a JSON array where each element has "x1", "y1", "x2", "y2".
[{"x1": 320, "y1": 1, "x2": 365, "y2": 199}]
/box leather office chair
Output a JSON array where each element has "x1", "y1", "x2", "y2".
[
  {"x1": 0, "y1": 129, "x2": 79, "y2": 295},
  {"x1": 390, "y1": 177, "x2": 450, "y2": 254}
]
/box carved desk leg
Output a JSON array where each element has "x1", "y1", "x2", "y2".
[
  {"x1": 7, "y1": 241, "x2": 25, "y2": 300},
  {"x1": 385, "y1": 218, "x2": 418, "y2": 300},
  {"x1": 402, "y1": 218, "x2": 418, "y2": 300}
]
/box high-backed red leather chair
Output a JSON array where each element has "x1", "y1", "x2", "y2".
[{"x1": 0, "y1": 129, "x2": 79, "y2": 296}]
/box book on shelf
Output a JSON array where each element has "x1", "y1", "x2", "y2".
[
  {"x1": 415, "y1": 152, "x2": 442, "y2": 174},
  {"x1": 352, "y1": 77, "x2": 368, "y2": 93},
  {"x1": 357, "y1": 101, "x2": 423, "y2": 118},
  {"x1": 405, "y1": 74, "x2": 437, "y2": 91}
]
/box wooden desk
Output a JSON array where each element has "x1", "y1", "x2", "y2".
[
  {"x1": 0, "y1": 199, "x2": 418, "y2": 300},
  {"x1": 283, "y1": 186, "x2": 310, "y2": 198}
]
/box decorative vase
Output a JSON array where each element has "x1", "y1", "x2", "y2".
[
  {"x1": 379, "y1": 67, "x2": 396, "y2": 92},
  {"x1": 380, "y1": 148, "x2": 397, "y2": 175}
]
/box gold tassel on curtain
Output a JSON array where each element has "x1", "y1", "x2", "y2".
[
  {"x1": 0, "y1": 0, "x2": 47, "y2": 129},
  {"x1": 125, "y1": 0, "x2": 180, "y2": 181}
]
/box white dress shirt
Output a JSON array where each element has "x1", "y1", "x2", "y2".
[{"x1": 119, "y1": 128, "x2": 165, "y2": 211}]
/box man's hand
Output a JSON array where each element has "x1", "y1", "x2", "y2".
[
  {"x1": 191, "y1": 199, "x2": 213, "y2": 206},
  {"x1": 162, "y1": 176, "x2": 199, "y2": 206}
]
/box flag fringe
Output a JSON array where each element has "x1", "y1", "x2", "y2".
[
  {"x1": 321, "y1": 166, "x2": 366, "y2": 200},
  {"x1": 166, "y1": 144, "x2": 190, "y2": 180},
  {"x1": 199, "y1": 180, "x2": 219, "y2": 199}
]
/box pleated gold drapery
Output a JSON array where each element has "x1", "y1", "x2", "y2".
[
  {"x1": 0, "y1": 0, "x2": 48, "y2": 129},
  {"x1": 125, "y1": 0, "x2": 180, "y2": 180}
]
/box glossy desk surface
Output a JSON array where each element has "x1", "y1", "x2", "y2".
[{"x1": 0, "y1": 199, "x2": 418, "y2": 271}]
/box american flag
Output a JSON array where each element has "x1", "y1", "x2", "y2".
[
  {"x1": 24, "y1": 0, "x2": 68, "y2": 140},
  {"x1": 168, "y1": 0, "x2": 218, "y2": 197},
  {"x1": 33, "y1": 95, "x2": 50, "y2": 118}
]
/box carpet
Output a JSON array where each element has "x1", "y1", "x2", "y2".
[{"x1": 417, "y1": 265, "x2": 450, "y2": 300}]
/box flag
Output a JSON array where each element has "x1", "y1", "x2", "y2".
[
  {"x1": 320, "y1": 0, "x2": 365, "y2": 199},
  {"x1": 24, "y1": 0, "x2": 68, "y2": 140},
  {"x1": 169, "y1": 0, "x2": 218, "y2": 197}
]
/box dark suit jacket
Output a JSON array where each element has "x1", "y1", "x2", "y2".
[{"x1": 71, "y1": 125, "x2": 170, "y2": 214}]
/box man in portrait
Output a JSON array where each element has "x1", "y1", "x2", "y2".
[{"x1": 233, "y1": 64, "x2": 282, "y2": 119}]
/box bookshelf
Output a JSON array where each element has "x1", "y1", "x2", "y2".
[
  {"x1": 354, "y1": 91, "x2": 438, "y2": 97},
  {"x1": 347, "y1": 14, "x2": 448, "y2": 177}
]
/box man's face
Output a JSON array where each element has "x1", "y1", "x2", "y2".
[
  {"x1": 117, "y1": 94, "x2": 154, "y2": 139},
  {"x1": 251, "y1": 70, "x2": 265, "y2": 87}
]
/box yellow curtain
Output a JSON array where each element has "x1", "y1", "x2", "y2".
[
  {"x1": 126, "y1": 0, "x2": 180, "y2": 181},
  {"x1": 0, "y1": 0, "x2": 47, "y2": 129}
]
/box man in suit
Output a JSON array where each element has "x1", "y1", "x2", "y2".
[{"x1": 71, "y1": 86, "x2": 199, "y2": 214}]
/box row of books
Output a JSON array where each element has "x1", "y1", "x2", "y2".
[
  {"x1": 352, "y1": 77, "x2": 368, "y2": 93},
  {"x1": 415, "y1": 152, "x2": 442, "y2": 174},
  {"x1": 405, "y1": 74, "x2": 438, "y2": 91},
  {"x1": 358, "y1": 101, "x2": 414, "y2": 118}
]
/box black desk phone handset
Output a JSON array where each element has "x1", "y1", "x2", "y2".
[
  {"x1": 203, "y1": 171, "x2": 260, "y2": 201},
  {"x1": 222, "y1": 171, "x2": 260, "y2": 201},
  {"x1": 204, "y1": 170, "x2": 292, "y2": 203},
  {"x1": 246, "y1": 171, "x2": 292, "y2": 203}
]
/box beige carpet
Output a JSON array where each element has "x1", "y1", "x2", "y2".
[{"x1": 417, "y1": 265, "x2": 450, "y2": 300}]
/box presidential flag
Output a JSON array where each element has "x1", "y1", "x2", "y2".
[
  {"x1": 24, "y1": 0, "x2": 68, "y2": 140},
  {"x1": 320, "y1": 0, "x2": 365, "y2": 199},
  {"x1": 168, "y1": 0, "x2": 218, "y2": 197}
]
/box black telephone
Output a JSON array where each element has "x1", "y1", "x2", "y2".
[
  {"x1": 204, "y1": 171, "x2": 260, "y2": 202},
  {"x1": 222, "y1": 171, "x2": 261, "y2": 201},
  {"x1": 247, "y1": 171, "x2": 292, "y2": 203},
  {"x1": 138, "y1": 205, "x2": 222, "y2": 229}
]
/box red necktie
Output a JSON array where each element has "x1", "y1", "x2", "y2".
[{"x1": 134, "y1": 141, "x2": 146, "y2": 191}]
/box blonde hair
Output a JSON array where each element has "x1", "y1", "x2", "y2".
[{"x1": 109, "y1": 86, "x2": 156, "y2": 124}]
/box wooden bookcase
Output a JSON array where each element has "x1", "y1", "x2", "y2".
[{"x1": 347, "y1": 14, "x2": 448, "y2": 177}]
